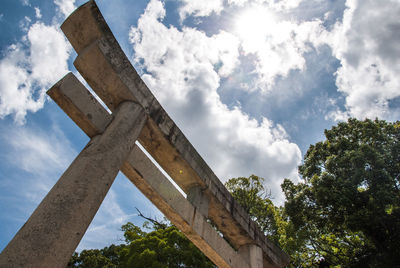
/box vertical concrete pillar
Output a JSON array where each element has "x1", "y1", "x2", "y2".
[
  {"x1": 238, "y1": 244, "x2": 263, "y2": 268},
  {"x1": 0, "y1": 101, "x2": 146, "y2": 268},
  {"x1": 187, "y1": 186, "x2": 209, "y2": 217}
]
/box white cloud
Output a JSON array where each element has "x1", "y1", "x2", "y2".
[
  {"x1": 325, "y1": 0, "x2": 400, "y2": 120},
  {"x1": 54, "y1": 0, "x2": 76, "y2": 19},
  {"x1": 21, "y1": 0, "x2": 30, "y2": 7},
  {"x1": 4, "y1": 127, "x2": 75, "y2": 177},
  {"x1": 77, "y1": 188, "x2": 129, "y2": 251},
  {"x1": 130, "y1": 0, "x2": 302, "y2": 204},
  {"x1": 28, "y1": 23, "x2": 71, "y2": 85},
  {"x1": 233, "y1": 4, "x2": 325, "y2": 90},
  {"x1": 259, "y1": 0, "x2": 303, "y2": 11},
  {"x1": 0, "y1": 23, "x2": 71, "y2": 124},
  {"x1": 0, "y1": 122, "x2": 77, "y2": 206},
  {"x1": 190, "y1": 0, "x2": 303, "y2": 14},
  {"x1": 179, "y1": 0, "x2": 224, "y2": 20},
  {"x1": 34, "y1": 7, "x2": 42, "y2": 19},
  {"x1": 19, "y1": 16, "x2": 32, "y2": 32},
  {"x1": 0, "y1": 0, "x2": 72, "y2": 124}
]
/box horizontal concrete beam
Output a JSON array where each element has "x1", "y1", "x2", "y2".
[
  {"x1": 47, "y1": 72, "x2": 112, "y2": 137},
  {"x1": 47, "y1": 73, "x2": 250, "y2": 268},
  {"x1": 61, "y1": 1, "x2": 289, "y2": 266}
]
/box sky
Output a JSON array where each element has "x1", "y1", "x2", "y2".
[{"x1": 1, "y1": 0, "x2": 400, "y2": 252}]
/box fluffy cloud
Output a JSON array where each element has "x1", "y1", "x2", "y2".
[
  {"x1": 234, "y1": 5, "x2": 325, "y2": 89},
  {"x1": 0, "y1": 2, "x2": 72, "y2": 124},
  {"x1": 326, "y1": 0, "x2": 400, "y2": 120},
  {"x1": 54, "y1": 0, "x2": 76, "y2": 19},
  {"x1": 259, "y1": 0, "x2": 302, "y2": 11},
  {"x1": 179, "y1": 0, "x2": 324, "y2": 90},
  {"x1": 179, "y1": 0, "x2": 224, "y2": 20},
  {"x1": 183, "y1": 0, "x2": 302, "y2": 15},
  {"x1": 34, "y1": 7, "x2": 42, "y2": 19},
  {"x1": 130, "y1": 0, "x2": 302, "y2": 203}
]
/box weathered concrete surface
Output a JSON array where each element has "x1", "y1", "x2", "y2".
[
  {"x1": 239, "y1": 244, "x2": 264, "y2": 268},
  {"x1": 47, "y1": 73, "x2": 249, "y2": 268},
  {"x1": 0, "y1": 101, "x2": 146, "y2": 268},
  {"x1": 187, "y1": 186, "x2": 210, "y2": 217},
  {"x1": 123, "y1": 147, "x2": 249, "y2": 268},
  {"x1": 61, "y1": 1, "x2": 289, "y2": 267},
  {"x1": 47, "y1": 72, "x2": 112, "y2": 137}
]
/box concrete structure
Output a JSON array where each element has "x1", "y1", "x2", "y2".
[
  {"x1": 49, "y1": 73, "x2": 250, "y2": 268},
  {"x1": 0, "y1": 1, "x2": 290, "y2": 267},
  {"x1": 0, "y1": 100, "x2": 146, "y2": 267}
]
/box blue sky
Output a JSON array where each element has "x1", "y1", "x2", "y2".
[{"x1": 1, "y1": 0, "x2": 400, "y2": 251}]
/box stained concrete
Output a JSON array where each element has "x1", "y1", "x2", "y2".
[
  {"x1": 187, "y1": 186, "x2": 210, "y2": 217},
  {"x1": 47, "y1": 73, "x2": 249, "y2": 268},
  {"x1": 60, "y1": 1, "x2": 289, "y2": 266},
  {"x1": 239, "y1": 244, "x2": 264, "y2": 268},
  {"x1": 0, "y1": 101, "x2": 146, "y2": 268}
]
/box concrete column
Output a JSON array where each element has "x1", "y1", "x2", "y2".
[
  {"x1": 238, "y1": 244, "x2": 263, "y2": 268},
  {"x1": 0, "y1": 101, "x2": 146, "y2": 268},
  {"x1": 187, "y1": 186, "x2": 209, "y2": 217}
]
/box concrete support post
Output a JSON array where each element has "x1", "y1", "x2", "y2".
[
  {"x1": 187, "y1": 186, "x2": 210, "y2": 217},
  {"x1": 0, "y1": 101, "x2": 146, "y2": 268},
  {"x1": 238, "y1": 244, "x2": 263, "y2": 268}
]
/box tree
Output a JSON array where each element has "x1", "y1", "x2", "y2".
[
  {"x1": 68, "y1": 244, "x2": 123, "y2": 268},
  {"x1": 119, "y1": 220, "x2": 215, "y2": 268},
  {"x1": 71, "y1": 118, "x2": 400, "y2": 267},
  {"x1": 225, "y1": 175, "x2": 279, "y2": 242},
  {"x1": 225, "y1": 175, "x2": 312, "y2": 266},
  {"x1": 68, "y1": 212, "x2": 215, "y2": 268},
  {"x1": 282, "y1": 118, "x2": 400, "y2": 266}
]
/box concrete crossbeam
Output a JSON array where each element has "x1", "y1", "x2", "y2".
[
  {"x1": 47, "y1": 72, "x2": 250, "y2": 268},
  {"x1": 123, "y1": 147, "x2": 249, "y2": 268},
  {"x1": 0, "y1": 100, "x2": 146, "y2": 268},
  {"x1": 61, "y1": 2, "x2": 289, "y2": 267}
]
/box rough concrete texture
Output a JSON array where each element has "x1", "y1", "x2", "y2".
[
  {"x1": 187, "y1": 186, "x2": 210, "y2": 217},
  {"x1": 47, "y1": 72, "x2": 112, "y2": 137},
  {"x1": 60, "y1": 1, "x2": 289, "y2": 267},
  {"x1": 239, "y1": 244, "x2": 264, "y2": 268},
  {"x1": 46, "y1": 73, "x2": 249, "y2": 268},
  {"x1": 123, "y1": 147, "x2": 250, "y2": 268},
  {"x1": 0, "y1": 101, "x2": 146, "y2": 268}
]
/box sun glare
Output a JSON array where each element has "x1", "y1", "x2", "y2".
[{"x1": 235, "y1": 7, "x2": 276, "y2": 42}]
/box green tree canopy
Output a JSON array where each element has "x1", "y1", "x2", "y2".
[
  {"x1": 225, "y1": 175, "x2": 279, "y2": 242},
  {"x1": 68, "y1": 215, "x2": 215, "y2": 268},
  {"x1": 119, "y1": 221, "x2": 215, "y2": 268},
  {"x1": 70, "y1": 118, "x2": 400, "y2": 267},
  {"x1": 282, "y1": 118, "x2": 400, "y2": 266},
  {"x1": 225, "y1": 175, "x2": 311, "y2": 266}
]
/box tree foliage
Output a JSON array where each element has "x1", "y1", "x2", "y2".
[
  {"x1": 282, "y1": 118, "x2": 400, "y2": 266},
  {"x1": 225, "y1": 175, "x2": 311, "y2": 266},
  {"x1": 68, "y1": 244, "x2": 122, "y2": 268},
  {"x1": 68, "y1": 218, "x2": 215, "y2": 268},
  {"x1": 119, "y1": 221, "x2": 215, "y2": 268},
  {"x1": 225, "y1": 175, "x2": 279, "y2": 242},
  {"x1": 70, "y1": 118, "x2": 400, "y2": 267}
]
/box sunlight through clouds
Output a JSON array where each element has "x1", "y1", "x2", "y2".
[
  {"x1": 2, "y1": 0, "x2": 400, "y2": 253},
  {"x1": 232, "y1": 3, "x2": 325, "y2": 90},
  {"x1": 130, "y1": 0, "x2": 302, "y2": 203}
]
